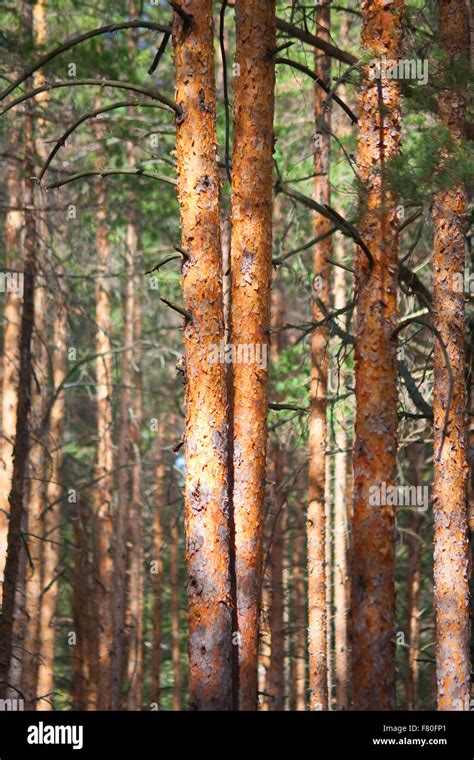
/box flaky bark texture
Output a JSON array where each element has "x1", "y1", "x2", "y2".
[
  {"x1": 231, "y1": 0, "x2": 276, "y2": 711},
  {"x1": 172, "y1": 0, "x2": 233, "y2": 710},
  {"x1": 307, "y1": 4, "x2": 331, "y2": 712},
  {"x1": 351, "y1": 0, "x2": 402, "y2": 711},
  {"x1": 432, "y1": 0, "x2": 470, "y2": 712}
]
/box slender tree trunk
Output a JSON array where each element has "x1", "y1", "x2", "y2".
[
  {"x1": 266, "y1": 287, "x2": 286, "y2": 711},
  {"x1": 404, "y1": 443, "x2": 424, "y2": 711},
  {"x1": 266, "y1": 444, "x2": 285, "y2": 710},
  {"x1": 116, "y1": 188, "x2": 135, "y2": 710},
  {"x1": 332, "y1": 237, "x2": 349, "y2": 711},
  {"x1": 307, "y1": 4, "x2": 331, "y2": 712},
  {"x1": 351, "y1": 0, "x2": 402, "y2": 711},
  {"x1": 170, "y1": 507, "x2": 182, "y2": 711},
  {"x1": 91, "y1": 141, "x2": 115, "y2": 709},
  {"x1": 0, "y1": 5, "x2": 37, "y2": 700},
  {"x1": 432, "y1": 0, "x2": 470, "y2": 711},
  {"x1": 22, "y1": 283, "x2": 48, "y2": 709},
  {"x1": 231, "y1": 0, "x2": 276, "y2": 711},
  {"x1": 35, "y1": 284, "x2": 67, "y2": 710},
  {"x1": 150, "y1": 428, "x2": 165, "y2": 709},
  {"x1": 125, "y1": 213, "x2": 144, "y2": 710},
  {"x1": 292, "y1": 522, "x2": 307, "y2": 711},
  {"x1": 0, "y1": 127, "x2": 22, "y2": 605},
  {"x1": 172, "y1": 0, "x2": 233, "y2": 711},
  {"x1": 72, "y1": 495, "x2": 96, "y2": 711}
]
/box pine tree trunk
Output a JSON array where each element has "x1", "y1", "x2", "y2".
[
  {"x1": 351, "y1": 0, "x2": 402, "y2": 711},
  {"x1": 36, "y1": 285, "x2": 67, "y2": 710},
  {"x1": 125, "y1": 213, "x2": 144, "y2": 710},
  {"x1": 91, "y1": 143, "x2": 115, "y2": 709},
  {"x1": 432, "y1": 0, "x2": 470, "y2": 712},
  {"x1": 170, "y1": 508, "x2": 182, "y2": 712},
  {"x1": 333, "y1": 238, "x2": 349, "y2": 711},
  {"x1": 0, "y1": 126, "x2": 22, "y2": 605},
  {"x1": 266, "y1": 443, "x2": 285, "y2": 711},
  {"x1": 0, "y1": 5, "x2": 37, "y2": 700},
  {"x1": 292, "y1": 522, "x2": 307, "y2": 711},
  {"x1": 172, "y1": 0, "x2": 233, "y2": 710},
  {"x1": 150, "y1": 429, "x2": 165, "y2": 709},
  {"x1": 307, "y1": 4, "x2": 331, "y2": 712},
  {"x1": 231, "y1": 0, "x2": 276, "y2": 711},
  {"x1": 404, "y1": 444, "x2": 424, "y2": 711}
]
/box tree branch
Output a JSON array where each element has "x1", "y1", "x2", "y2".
[{"x1": 0, "y1": 21, "x2": 172, "y2": 101}]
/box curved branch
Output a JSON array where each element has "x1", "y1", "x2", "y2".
[
  {"x1": 277, "y1": 182, "x2": 373, "y2": 267},
  {"x1": 46, "y1": 169, "x2": 176, "y2": 191},
  {"x1": 276, "y1": 16, "x2": 357, "y2": 65},
  {"x1": 275, "y1": 57, "x2": 357, "y2": 124},
  {"x1": 1, "y1": 79, "x2": 178, "y2": 116},
  {"x1": 39, "y1": 100, "x2": 166, "y2": 181},
  {"x1": 0, "y1": 21, "x2": 172, "y2": 101},
  {"x1": 392, "y1": 316, "x2": 452, "y2": 459}
]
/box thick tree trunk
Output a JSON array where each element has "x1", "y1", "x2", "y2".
[
  {"x1": 172, "y1": 0, "x2": 233, "y2": 711},
  {"x1": 307, "y1": 4, "x2": 331, "y2": 712},
  {"x1": 432, "y1": 0, "x2": 470, "y2": 712},
  {"x1": 231, "y1": 0, "x2": 275, "y2": 711},
  {"x1": 351, "y1": 0, "x2": 402, "y2": 711}
]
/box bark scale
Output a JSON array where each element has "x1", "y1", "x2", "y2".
[
  {"x1": 172, "y1": 0, "x2": 233, "y2": 710},
  {"x1": 230, "y1": 0, "x2": 276, "y2": 711},
  {"x1": 351, "y1": 0, "x2": 403, "y2": 711}
]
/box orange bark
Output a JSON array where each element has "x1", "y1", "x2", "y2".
[
  {"x1": 172, "y1": 0, "x2": 233, "y2": 710},
  {"x1": 0, "y1": 126, "x2": 22, "y2": 604},
  {"x1": 231, "y1": 0, "x2": 276, "y2": 711},
  {"x1": 351, "y1": 0, "x2": 402, "y2": 710},
  {"x1": 432, "y1": 0, "x2": 470, "y2": 711},
  {"x1": 307, "y1": 5, "x2": 332, "y2": 711}
]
